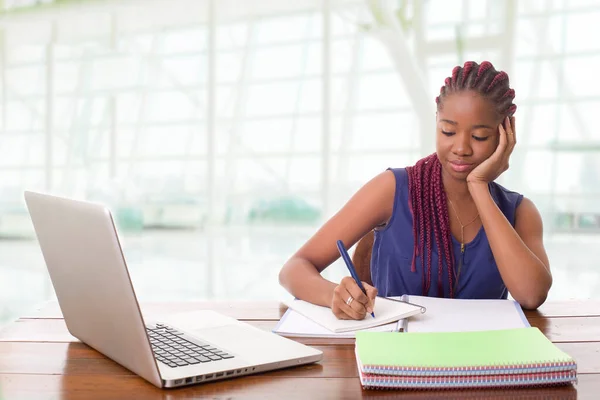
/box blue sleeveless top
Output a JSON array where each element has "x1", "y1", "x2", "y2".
[{"x1": 371, "y1": 168, "x2": 523, "y2": 299}]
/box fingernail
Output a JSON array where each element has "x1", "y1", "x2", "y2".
[{"x1": 367, "y1": 307, "x2": 373, "y2": 314}]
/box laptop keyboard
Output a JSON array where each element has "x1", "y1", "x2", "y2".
[{"x1": 146, "y1": 323, "x2": 234, "y2": 368}]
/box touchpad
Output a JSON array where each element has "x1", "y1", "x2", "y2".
[{"x1": 193, "y1": 325, "x2": 292, "y2": 363}]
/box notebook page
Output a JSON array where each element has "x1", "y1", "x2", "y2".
[
  {"x1": 273, "y1": 309, "x2": 399, "y2": 338},
  {"x1": 405, "y1": 295, "x2": 529, "y2": 333},
  {"x1": 285, "y1": 297, "x2": 423, "y2": 333}
]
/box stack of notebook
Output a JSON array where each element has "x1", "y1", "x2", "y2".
[{"x1": 355, "y1": 328, "x2": 577, "y2": 390}]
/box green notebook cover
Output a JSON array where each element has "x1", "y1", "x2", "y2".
[{"x1": 356, "y1": 328, "x2": 575, "y2": 372}]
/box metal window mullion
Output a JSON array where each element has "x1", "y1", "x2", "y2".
[
  {"x1": 321, "y1": 0, "x2": 331, "y2": 220},
  {"x1": 45, "y1": 23, "x2": 56, "y2": 191}
]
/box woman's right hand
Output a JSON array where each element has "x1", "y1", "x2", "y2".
[{"x1": 331, "y1": 276, "x2": 377, "y2": 320}]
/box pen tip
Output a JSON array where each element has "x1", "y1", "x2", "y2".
[{"x1": 371, "y1": 312, "x2": 375, "y2": 318}]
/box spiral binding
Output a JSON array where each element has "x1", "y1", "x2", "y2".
[
  {"x1": 361, "y1": 360, "x2": 578, "y2": 377},
  {"x1": 355, "y1": 349, "x2": 578, "y2": 390},
  {"x1": 359, "y1": 369, "x2": 578, "y2": 390}
]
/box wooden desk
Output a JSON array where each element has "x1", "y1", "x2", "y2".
[{"x1": 1, "y1": 301, "x2": 599, "y2": 399}]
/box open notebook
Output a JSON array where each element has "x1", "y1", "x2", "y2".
[
  {"x1": 273, "y1": 308, "x2": 401, "y2": 338},
  {"x1": 283, "y1": 297, "x2": 425, "y2": 333},
  {"x1": 355, "y1": 328, "x2": 577, "y2": 390},
  {"x1": 274, "y1": 296, "x2": 528, "y2": 338}
]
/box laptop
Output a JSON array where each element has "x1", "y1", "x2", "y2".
[{"x1": 24, "y1": 191, "x2": 322, "y2": 388}]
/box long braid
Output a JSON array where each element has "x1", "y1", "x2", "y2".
[
  {"x1": 422, "y1": 159, "x2": 433, "y2": 295},
  {"x1": 407, "y1": 157, "x2": 424, "y2": 273},
  {"x1": 405, "y1": 61, "x2": 516, "y2": 298},
  {"x1": 433, "y1": 159, "x2": 455, "y2": 297},
  {"x1": 406, "y1": 154, "x2": 438, "y2": 295},
  {"x1": 432, "y1": 178, "x2": 444, "y2": 297}
]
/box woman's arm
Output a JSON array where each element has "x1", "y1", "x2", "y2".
[
  {"x1": 468, "y1": 183, "x2": 551, "y2": 309},
  {"x1": 279, "y1": 170, "x2": 395, "y2": 309}
]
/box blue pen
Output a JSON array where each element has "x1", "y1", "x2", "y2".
[{"x1": 336, "y1": 240, "x2": 375, "y2": 318}]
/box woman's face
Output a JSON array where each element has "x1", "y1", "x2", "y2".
[{"x1": 436, "y1": 90, "x2": 504, "y2": 181}]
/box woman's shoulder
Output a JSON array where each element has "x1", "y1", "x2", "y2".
[
  {"x1": 354, "y1": 169, "x2": 397, "y2": 217},
  {"x1": 384, "y1": 167, "x2": 409, "y2": 187},
  {"x1": 489, "y1": 182, "x2": 525, "y2": 225},
  {"x1": 370, "y1": 168, "x2": 412, "y2": 231},
  {"x1": 490, "y1": 181, "x2": 524, "y2": 206}
]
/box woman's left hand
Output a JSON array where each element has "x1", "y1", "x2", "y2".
[{"x1": 467, "y1": 116, "x2": 516, "y2": 185}]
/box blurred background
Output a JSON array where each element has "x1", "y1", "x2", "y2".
[{"x1": 1, "y1": 0, "x2": 599, "y2": 326}]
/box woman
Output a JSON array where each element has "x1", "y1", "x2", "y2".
[{"x1": 279, "y1": 61, "x2": 552, "y2": 320}]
